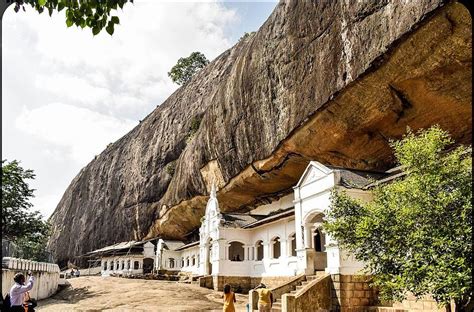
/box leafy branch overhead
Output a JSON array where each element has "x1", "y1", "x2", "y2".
[
  {"x1": 168, "y1": 52, "x2": 210, "y2": 85},
  {"x1": 11, "y1": 0, "x2": 133, "y2": 36}
]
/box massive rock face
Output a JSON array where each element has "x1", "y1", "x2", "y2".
[{"x1": 48, "y1": 0, "x2": 472, "y2": 266}]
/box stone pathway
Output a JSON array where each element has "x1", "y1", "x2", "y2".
[{"x1": 37, "y1": 276, "x2": 248, "y2": 311}]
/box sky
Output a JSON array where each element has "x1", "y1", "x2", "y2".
[{"x1": 2, "y1": 0, "x2": 277, "y2": 220}]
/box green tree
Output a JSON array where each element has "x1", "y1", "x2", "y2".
[
  {"x1": 2, "y1": 160, "x2": 50, "y2": 261},
  {"x1": 168, "y1": 51, "x2": 209, "y2": 85},
  {"x1": 3, "y1": 0, "x2": 133, "y2": 35},
  {"x1": 324, "y1": 126, "x2": 472, "y2": 312}
]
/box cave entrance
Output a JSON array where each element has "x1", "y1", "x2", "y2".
[{"x1": 143, "y1": 258, "x2": 154, "y2": 274}]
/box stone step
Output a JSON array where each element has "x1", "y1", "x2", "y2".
[
  {"x1": 275, "y1": 299, "x2": 281, "y2": 303},
  {"x1": 301, "y1": 281, "x2": 309, "y2": 286},
  {"x1": 290, "y1": 290, "x2": 297, "y2": 294},
  {"x1": 296, "y1": 285, "x2": 304, "y2": 291},
  {"x1": 272, "y1": 305, "x2": 282, "y2": 312}
]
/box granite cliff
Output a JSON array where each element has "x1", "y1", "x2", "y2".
[{"x1": 48, "y1": 0, "x2": 472, "y2": 266}]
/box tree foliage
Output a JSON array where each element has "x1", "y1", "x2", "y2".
[
  {"x1": 10, "y1": 0, "x2": 133, "y2": 36},
  {"x1": 324, "y1": 126, "x2": 472, "y2": 311},
  {"x1": 168, "y1": 52, "x2": 209, "y2": 85},
  {"x1": 2, "y1": 160, "x2": 50, "y2": 261}
]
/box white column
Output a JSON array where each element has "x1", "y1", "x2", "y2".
[
  {"x1": 280, "y1": 239, "x2": 288, "y2": 258},
  {"x1": 244, "y1": 246, "x2": 248, "y2": 261},
  {"x1": 325, "y1": 233, "x2": 341, "y2": 274},
  {"x1": 304, "y1": 225, "x2": 312, "y2": 249},
  {"x1": 263, "y1": 241, "x2": 270, "y2": 259}
]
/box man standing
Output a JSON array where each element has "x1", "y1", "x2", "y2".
[
  {"x1": 9, "y1": 272, "x2": 34, "y2": 312},
  {"x1": 255, "y1": 283, "x2": 273, "y2": 312}
]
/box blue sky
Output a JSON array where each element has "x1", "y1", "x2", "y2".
[
  {"x1": 222, "y1": 1, "x2": 277, "y2": 41},
  {"x1": 2, "y1": 1, "x2": 277, "y2": 219}
]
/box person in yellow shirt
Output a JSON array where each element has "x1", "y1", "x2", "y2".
[
  {"x1": 255, "y1": 283, "x2": 273, "y2": 312},
  {"x1": 222, "y1": 284, "x2": 236, "y2": 312}
]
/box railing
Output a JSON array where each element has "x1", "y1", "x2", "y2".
[{"x1": 2, "y1": 257, "x2": 59, "y2": 272}]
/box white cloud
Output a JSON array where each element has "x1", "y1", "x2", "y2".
[
  {"x1": 15, "y1": 103, "x2": 137, "y2": 164},
  {"x1": 2, "y1": 1, "x2": 247, "y2": 219},
  {"x1": 36, "y1": 73, "x2": 111, "y2": 107}
]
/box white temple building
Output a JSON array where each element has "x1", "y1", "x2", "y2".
[{"x1": 153, "y1": 161, "x2": 383, "y2": 289}]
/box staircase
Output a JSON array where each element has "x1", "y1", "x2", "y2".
[{"x1": 271, "y1": 271, "x2": 326, "y2": 311}]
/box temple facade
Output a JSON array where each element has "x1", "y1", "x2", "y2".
[{"x1": 154, "y1": 161, "x2": 382, "y2": 289}]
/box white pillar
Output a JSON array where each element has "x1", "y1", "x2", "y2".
[
  {"x1": 263, "y1": 241, "x2": 270, "y2": 259},
  {"x1": 280, "y1": 239, "x2": 288, "y2": 258},
  {"x1": 304, "y1": 225, "x2": 312, "y2": 249}
]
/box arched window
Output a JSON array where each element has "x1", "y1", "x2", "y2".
[
  {"x1": 127, "y1": 260, "x2": 131, "y2": 269},
  {"x1": 314, "y1": 229, "x2": 323, "y2": 252},
  {"x1": 289, "y1": 233, "x2": 297, "y2": 257},
  {"x1": 272, "y1": 237, "x2": 281, "y2": 259},
  {"x1": 109, "y1": 261, "x2": 113, "y2": 271},
  {"x1": 192, "y1": 256, "x2": 196, "y2": 266},
  {"x1": 229, "y1": 242, "x2": 244, "y2": 261},
  {"x1": 181, "y1": 257, "x2": 185, "y2": 267},
  {"x1": 186, "y1": 257, "x2": 190, "y2": 267},
  {"x1": 121, "y1": 260, "x2": 125, "y2": 270},
  {"x1": 134, "y1": 261, "x2": 139, "y2": 270},
  {"x1": 256, "y1": 240, "x2": 264, "y2": 261},
  {"x1": 169, "y1": 258, "x2": 175, "y2": 269}
]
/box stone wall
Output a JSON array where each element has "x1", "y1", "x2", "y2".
[
  {"x1": 1, "y1": 257, "x2": 60, "y2": 300},
  {"x1": 332, "y1": 275, "x2": 446, "y2": 312},
  {"x1": 282, "y1": 274, "x2": 332, "y2": 312},
  {"x1": 390, "y1": 294, "x2": 448, "y2": 312},
  {"x1": 330, "y1": 275, "x2": 378, "y2": 312},
  {"x1": 199, "y1": 275, "x2": 213, "y2": 289}
]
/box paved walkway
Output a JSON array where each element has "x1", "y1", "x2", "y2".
[{"x1": 37, "y1": 276, "x2": 248, "y2": 311}]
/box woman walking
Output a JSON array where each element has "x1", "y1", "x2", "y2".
[{"x1": 222, "y1": 284, "x2": 236, "y2": 312}]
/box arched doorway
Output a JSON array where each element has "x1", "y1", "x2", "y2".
[
  {"x1": 313, "y1": 228, "x2": 325, "y2": 252},
  {"x1": 289, "y1": 233, "x2": 297, "y2": 257},
  {"x1": 143, "y1": 258, "x2": 154, "y2": 274},
  {"x1": 304, "y1": 212, "x2": 327, "y2": 271},
  {"x1": 255, "y1": 240, "x2": 264, "y2": 261},
  {"x1": 229, "y1": 242, "x2": 244, "y2": 261},
  {"x1": 271, "y1": 237, "x2": 281, "y2": 259}
]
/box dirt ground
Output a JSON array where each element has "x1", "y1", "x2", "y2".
[{"x1": 37, "y1": 276, "x2": 249, "y2": 311}]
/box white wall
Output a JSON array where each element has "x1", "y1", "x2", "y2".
[
  {"x1": 100, "y1": 255, "x2": 143, "y2": 276},
  {"x1": 2, "y1": 257, "x2": 59, "y2": 300},
  {"x1": 179, "y1": 246, "x2": 200, "y2": 275},
  {"x1": 251, "y1": 193, "x2": 294, "y2": 215}
]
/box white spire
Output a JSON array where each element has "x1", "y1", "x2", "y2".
[{"x1": 210, "y1": 183, "x2": 217, "y2": 199}]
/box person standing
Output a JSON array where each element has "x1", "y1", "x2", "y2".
[
  {"x1": 9, "y1": 272, "x2": 34, "y2": 312},
  {"x1": 255, "y1": 283, "x2": 273, "y2": 312},
  {"x1": 222, "y1": 284, "x2": 236, "y2": 312}
]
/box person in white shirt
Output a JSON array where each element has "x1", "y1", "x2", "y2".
[{"x1": 9, "y1": 272, "x2": 34, "y2": 311}]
